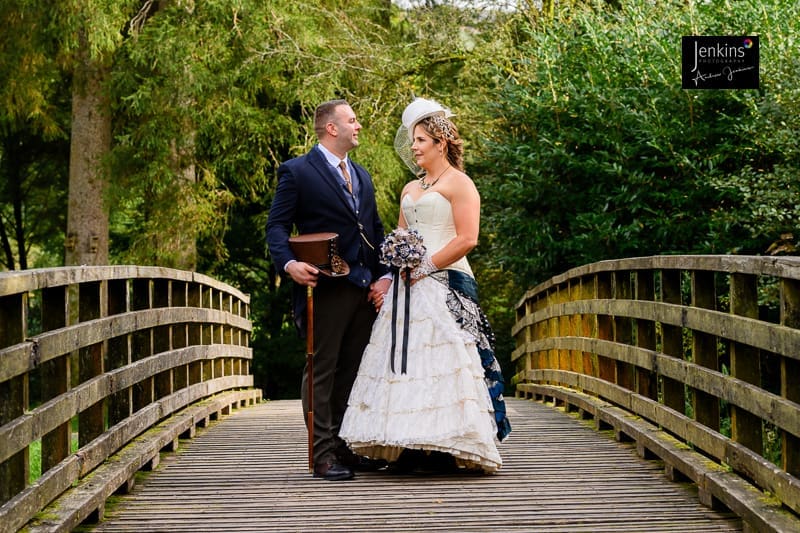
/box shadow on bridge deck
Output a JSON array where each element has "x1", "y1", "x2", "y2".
[{"x1": 81, "y1": 398, "x2": 741, "y2": 532}]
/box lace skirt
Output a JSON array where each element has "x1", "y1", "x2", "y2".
[{"x1": 339, "y1": 271, "x2": 506, "y2": 472}]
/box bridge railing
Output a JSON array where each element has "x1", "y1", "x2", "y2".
[
  {"x1": 512, "y1": 255, "x2": 800, "y2": 532},
  {"x1": 0, "y1": 266, "x2": 261, "y2": 532}
]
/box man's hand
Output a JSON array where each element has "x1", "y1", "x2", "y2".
[{"x1": 286, "y1": 261, "x2": 320, "y2": 287}]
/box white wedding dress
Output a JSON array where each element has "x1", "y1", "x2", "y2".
[{"x1": 339, "y1": 191, "x2": 503, "y2": 472}]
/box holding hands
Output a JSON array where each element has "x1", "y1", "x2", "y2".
[{"x1": 369, "y1": 277, "x2": 392, "y2": 311}]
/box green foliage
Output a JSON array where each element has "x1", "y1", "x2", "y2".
[
  {"x1": 475, "y1": 0, "x2": 800, "y2": 290},
  {"x1": 4, "y1": 0, "x2": 800, "y2": 397},
  {"x1": 696, "y1": 0, "x2": 800, "y2": 256},
  {"x1": 106, "y1": 0, "x2": 415, "y2": 267},
  {"x1": 53, "y1": 0, "x2": 142, "y2": 62},
  {"x1": 105, "y1": 0, "x2": 421, "y2": 394},
  {"x1": 30, "y1": 439, "x2": 41, "y2": 483},
  {"x1": 0, "y1": 0, "x2": 72, "y2": 269},
  {"x1": 0, "y1": 130, "x2": 69, "y2": 270}
]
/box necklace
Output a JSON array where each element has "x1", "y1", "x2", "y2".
[{"x1": 419, "y1": 165, "x2": 450, "y2": 190}]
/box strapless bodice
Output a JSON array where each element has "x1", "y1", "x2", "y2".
[{"x1": 401, "y1": 192, "x2": 473, "y2": 277}]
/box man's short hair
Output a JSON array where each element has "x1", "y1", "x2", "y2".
[{"x1": 314, "y1": 99, "x2": 349, "y2": 138}]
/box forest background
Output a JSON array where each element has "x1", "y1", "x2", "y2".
[{"x1": 1, "y1": 0, "x2": 798, "y2": 400}]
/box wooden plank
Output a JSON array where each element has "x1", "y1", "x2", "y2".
[
  {"x1": 84, "y1": 399, "x2": 743, "y2": 533},
  {"x1": 0, "y1": 308, "x2": 251, "y2": 384},
  {"x1": 516, "y1": 255, "x2": 800, "y2": 303},
  {"x1": 519, "y1": 298, "x2": 800, "y2": 364},
  {"x1": 0, "y1": 266, "x2": 249, "y2": 303},
  {"x1": 521, "y1": 375, "x2": 800, "y2": 518},
  {"x1": 22, "y1": 390, "x2": 260, "y2": 533},
  {"x1": 0, "y1": 346, "x2": 252, "y2": 465},
  {"x1": 521, "y1": 336, "x2": 800, "y2": 441}
]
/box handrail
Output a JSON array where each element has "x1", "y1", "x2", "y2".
[
  {"x1": 512, "y1": 255, "x2": 800, "y2": 533},
  {"x1": 0, "y1": 266, "x2": 261, "y2": 532}
]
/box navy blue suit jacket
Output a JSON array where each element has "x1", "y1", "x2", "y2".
[{"x1": 266, "y1": 145, "x2": 388, "y2": 332}]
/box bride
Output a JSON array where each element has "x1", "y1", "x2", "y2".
[{"x1": 339, "y1": 98, "x2": 511, "y2": 473}]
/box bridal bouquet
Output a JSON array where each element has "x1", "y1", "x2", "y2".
[
  {"x1": 379, "y1": 228, "x2": 426, "y2": 270},
  {"x1": 379, "y1": 228, "x2": 426, "y2": 375}
]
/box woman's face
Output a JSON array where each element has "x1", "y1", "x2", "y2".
[{"x1": 411, "y1": 124, "x2": 441, "y2": 169}]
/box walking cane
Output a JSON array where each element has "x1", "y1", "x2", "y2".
[
  {"x1": 288, "y1": 231, "x2": 349, "y2": 473},
  {"x1": 306, "y1": 285, "x2": 314, "y2": 472}
]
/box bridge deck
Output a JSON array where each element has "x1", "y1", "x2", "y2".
[{"x1": 82, "y1": 398, "x2": 742, "y2": 532}]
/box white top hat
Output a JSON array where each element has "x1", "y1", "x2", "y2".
[
  {"x1": 395, "y1": 97, "x2": 455, "y2": 177},
  {"x1": 401, "y1": 98, "x2": 455, "y2": 141}
]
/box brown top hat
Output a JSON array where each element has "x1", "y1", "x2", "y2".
[{"x1": 288, "y1": 232, "x2": 350, "y2": 277}]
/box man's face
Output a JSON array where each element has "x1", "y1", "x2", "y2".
[{"x1": 331, "y1": 105, "x2": 361, "y2": 152}]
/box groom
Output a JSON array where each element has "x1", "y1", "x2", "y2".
[{"x1": 266, "y1": 99, "x2": 391, "y2": 480}]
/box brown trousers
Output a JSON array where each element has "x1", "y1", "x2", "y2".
[{"x1": 301, "y1": 280, "x2": 375, "y2": 465}]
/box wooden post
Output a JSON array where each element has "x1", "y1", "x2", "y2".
[
  {"x1": 691, "y1": 271, "x2": 719, "y2": 431},
  {"x1": 223, "y1": 294, "x2": 234, "y2": 346},
  {"x1": 188, "y1": 283, "x2": 202, "y2": 385},
  {"x1": 613, "y1": 271, "x2": 635, "y2": 391},
  {"x1": 548, "y1": 288, "x2": 559, "y2": 374},
  {"x1": 40, "y1": 287, "x2": 70, "y2": 472},
  {"x1": 557, "y1": 283, "x2": 570, "y2": 372},
  {"x1": 569, "y1": 279, "x2": 583, "y2": 374},
  {"x1": 660, "y1": 270, "x2": 686, "y2": 414},
  {"x1": 153, "y1": 279, "x2": 172, "y2": 400},
  {"x1": 514, "y1": 297, "x2": 527, "y2": 390},
  {"x1": 131, "y1": 278, "x2": 153, "y2": 412},
  {"x1": 211, "y1": 289, "x2": 223, "y2": 380},
  {"x1": 532, "y1": 293, "x2": 546, "y2": 374},
  {"x1": 730, "y1": 273, "x2": 762, "y2": 454},
  {"x1": 172, "y1": 281, "x2": 189, "y2": 391},
  {"x1": 78, "y1": 281, "x2": 104, "y2": 447},
  {"x1": 107, "y1": 279, "x2": 130, "y2": 426},
  {"x1": 596, "y1": 272, "x2": 615, "y2": 383},
  {"x1": 781, "y1": 278, "x2": 800, "y2": 477},
  {"x1": 202, "y1": 287, "x2": 214, "y2": 382},
  {"x1": 0, "y1": 293, "x2": 28, "y2": 504},
  {"x1": 636, "y1": 271, "x2": 657, "y2": 400},
  {"x1": 581, "y1": 276, "x2": 596, "y2": 377}
]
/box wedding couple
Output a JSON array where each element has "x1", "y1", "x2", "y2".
[{"x1": 266, "y1": 97, "x2": 511, "y2": 481}]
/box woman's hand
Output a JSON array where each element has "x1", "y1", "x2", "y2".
[
  {"x1": 369, "y1": 277, "x2": 392, "y2": 311},
  {"x1": 410, "y1": 255, "x2": 438, "y2": 281}
]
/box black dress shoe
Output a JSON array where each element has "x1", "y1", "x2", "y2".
[
  {"x1": 337, "y1": 449, "x2": 388, "y2": 471},
  {"x1": 417, "y1": 451, "x2": 459, "y2": 474},
  {"x1": 313, "y1": 462, "x2": 354, "y2": 481},
  {"x1": 386, "y1": 449, "x2": 425, "y2": 474},
  {"x1": 387, "y1": 450, "x2": 461, "y2": 475},
  {"x1": 350, "y1": 456, "x2": 388, "y2": 472}
]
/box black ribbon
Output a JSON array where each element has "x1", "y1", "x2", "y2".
[{"x1": 389, "y1": 267, "x2": 412, "y2": 374}]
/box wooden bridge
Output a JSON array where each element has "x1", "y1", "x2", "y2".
[{"x1": 1, "y1": 258, "x2": 800, "y2": 532}]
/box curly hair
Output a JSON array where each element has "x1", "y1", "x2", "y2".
[{"x1": 417, "y1": 115, "x2": 464, "y2": 171}]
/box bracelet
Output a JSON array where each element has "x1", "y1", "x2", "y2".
[{"x1": 411, "y1": 255, "x2": 437, "y2": 279}]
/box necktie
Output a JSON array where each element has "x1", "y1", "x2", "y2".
[{"x1": 338, "y1": 160, "x2": 352, "y2": 194}]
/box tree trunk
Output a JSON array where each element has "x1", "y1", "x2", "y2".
[
  {"x1": 0, "y1": 211, "x2": 15, "y2": 270},
  {"x1": 65, "y1": 42, "x2": 111, "y2": 266},
  {"x1": 0, "y1": 138, "x2": 20, "y2": 269},
  {"x1": 12, "y1": 175, "x2": 26, "y2": 270},
  {"x1": 174, "y1": 150, "x2": 198, "y2": 271}
]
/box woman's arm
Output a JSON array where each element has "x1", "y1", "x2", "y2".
[{"x1": 429, "y1": 172, "x2": 480, "y2": 269}]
